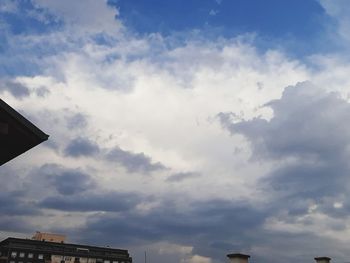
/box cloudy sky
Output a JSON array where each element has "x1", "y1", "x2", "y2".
[{"x1": 2, "y1": 1, "x2": 350, "y2": 263}]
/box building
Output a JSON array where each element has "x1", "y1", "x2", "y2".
[
  {"x1": 32, "y1": 232, "x2": 66, "y2": 243},
  {"x1": 0, "y1": 99, "x2": 49, "y2": 166},
  {"x1": 0, "y1": 237, "x2": 132, "y2": 263}
]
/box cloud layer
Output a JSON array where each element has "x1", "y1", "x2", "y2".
[{"x1": 2, "y1": 1, "x2": 350, "y2": 263}]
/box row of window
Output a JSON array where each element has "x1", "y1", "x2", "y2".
[
  {"x1": 0, "y1": 252, "x2": 128, "y2": 263},
  {"x1": 102, "y1": 260, "x2": 127, "y2": 263},
  {"x1": 7, "y1": 261, "x2": 128, "y2": 263},
  {"x1": 10, "y1": 252, "x2": 43, "y2": 259}
]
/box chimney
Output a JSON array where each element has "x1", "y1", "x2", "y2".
[
  {"x1": 315, "y1": 257, "x2": 331, "y2": 263},
  {"x1": 227, "y1": 253, "x2": 250, "y2": 263}
]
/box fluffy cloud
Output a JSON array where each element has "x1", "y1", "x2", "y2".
[
  {"x1": 0, "y1": 79, "x2": 30, "y2": 98},
  {"x1": 106, "y1": 146, "x2": 167, "y2": 173},
  {"x1": 64, "y1": 137, "x2": 100, "y2": 157},
  {"x1": 219, "y1": 81, "x2": 350, "y2": 198},
  {"x1": 218, "y1": 82, "x2": 350, "y2": 255}
]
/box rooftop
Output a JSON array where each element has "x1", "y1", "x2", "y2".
[
  {"x1": 0, "y1": 237, "x2": 130, "y2": 258},
  {"x1": 0, "y1": 99, "x2": 49, "y2": 166}
]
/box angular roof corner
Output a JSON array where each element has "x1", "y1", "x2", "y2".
[{"x1": 0, "y1": 99, "x2": 49, "y2": 165}]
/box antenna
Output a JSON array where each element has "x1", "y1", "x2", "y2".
[{"x1": 144, "y1": 251, "x2": 147, "y2": 263}]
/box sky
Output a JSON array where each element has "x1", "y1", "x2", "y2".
[{"x1": 2, "y1": 1, "x2": 350, "y2": 263}]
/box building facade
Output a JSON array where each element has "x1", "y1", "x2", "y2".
[{"x1": 0, "y1": 238, "x2": 132, "y2": 263}]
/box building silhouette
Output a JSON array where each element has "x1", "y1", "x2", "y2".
[
  {"x1": 0, "y1": 99, "x2": 49, "y2": 166},
  {"x1": 0, "y1": 236, "x2": 132, "y2": 263}
]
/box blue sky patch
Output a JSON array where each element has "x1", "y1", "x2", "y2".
[{"x1": 111, "y1": 0, "x2": 327, "y2": 39}]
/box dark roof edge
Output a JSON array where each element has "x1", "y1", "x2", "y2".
[
  {"x1": 0, "y1": 99, "x2": 49, "y2": 141},
  {"x1": 2, "y1": 237, "x2": 128, "y2": 253}
]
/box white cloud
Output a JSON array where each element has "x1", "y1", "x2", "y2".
[
  {"x1": 319, "y1": 0, "x2": 350, "y2": 42},
  {"x1": 31, "y1": 0, "x2": 122, "y2": 34},
  {"x1": 11, "y1": 36, "x2": 310, "y2": 202}
]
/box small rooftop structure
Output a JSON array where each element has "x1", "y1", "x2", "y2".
[
  {"x1": 32, "y1": 232, "x2": 66, "y2": 243},
  {"x1": 0, "y1": 99, "x2": 49, "y2": 166}
]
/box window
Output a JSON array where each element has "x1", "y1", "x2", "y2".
[
  {"x1": 28, "y1": 253, "x2": 34, "y2": 259},
  {"x1": 10, "y1": 261, "x2": 15, "y2": 263},
  {"x1": 11, "y1": 252, "x2": 17, "y2": 258},
  {"x1": 20, "y1": 252, "x2": 25, "y2": 258},
  {"x1": 112, "y1": 261, "x2": 118, "y2": 263},
  {"x1": 104, "y1": 260, "x2": 110, "y2": 263},
  {"x1": 38, "y1": 254, "x2": 44, "y2": 260},
  {"x1": 19, "y1": 261, "x2": 23, "y2": 263},
  {"x1": 77, "y1": 248, "x2": 89, "y2": 253}
]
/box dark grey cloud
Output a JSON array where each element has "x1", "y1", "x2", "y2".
[
  {"x1": 36, "y1": 163, "x2": 96, "y2": 195},
  {"x1": 0, "y1": 167, "x2": 41, "y2": 216},
  {"x1": 106, "y1": 146, "x2": 166, "y2": 173},
  {"x1": 0, "y1": 79, "x2": 30, "y2": 98},
  {"x1": 35, "y1": 86, "x2": 50, "y2": 97},
  {"x1": 166, "y1": 172, "x2": 201, "y2": 182},
  {"x1": 39, "y1": 191, "x2": 141, "y2": 212},
  {"x1": 78, "y1": 199, "x2": 267, "y2": 255},
  {"x1": 0, "y1": 167, "x2": 41, "y2": 233},
  {"x1": 0, "y1": 217, "x2": 34, "y2": 232},
  {"x1": 66, "y1": 113, "x2": 88, "y2": 130},
  {"x1": 0, "y1": 191, "x2": 40, "y2": 216},
  {"x1": 218, "y1": 81, "x2": 350, "y2": 218},
  {"x1": 50, "y1": 170, "x2": 95, "y2": 195},
  {"x1": 219, "y1": 82, "x2": 350, "y2": 162},
  {"x1": 63, "y1": 135, "x2": 166, "y2": 174},
  {"x1": 74, "y1": 196, "x2": 350, "y2": 263},
  {"x1": 64, "y1": 137, "x2": 100, "y2": 157}
]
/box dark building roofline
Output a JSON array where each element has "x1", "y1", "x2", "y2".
[
  {"x1": 0, "y1": 237, "x2": 128, "y2": 254},
  {"x1": 0, "y1": 99, "x2": 49, "y2": 141},
  {"x1": 0, "y1": 99, "x2": 49, "y2": 165}
]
